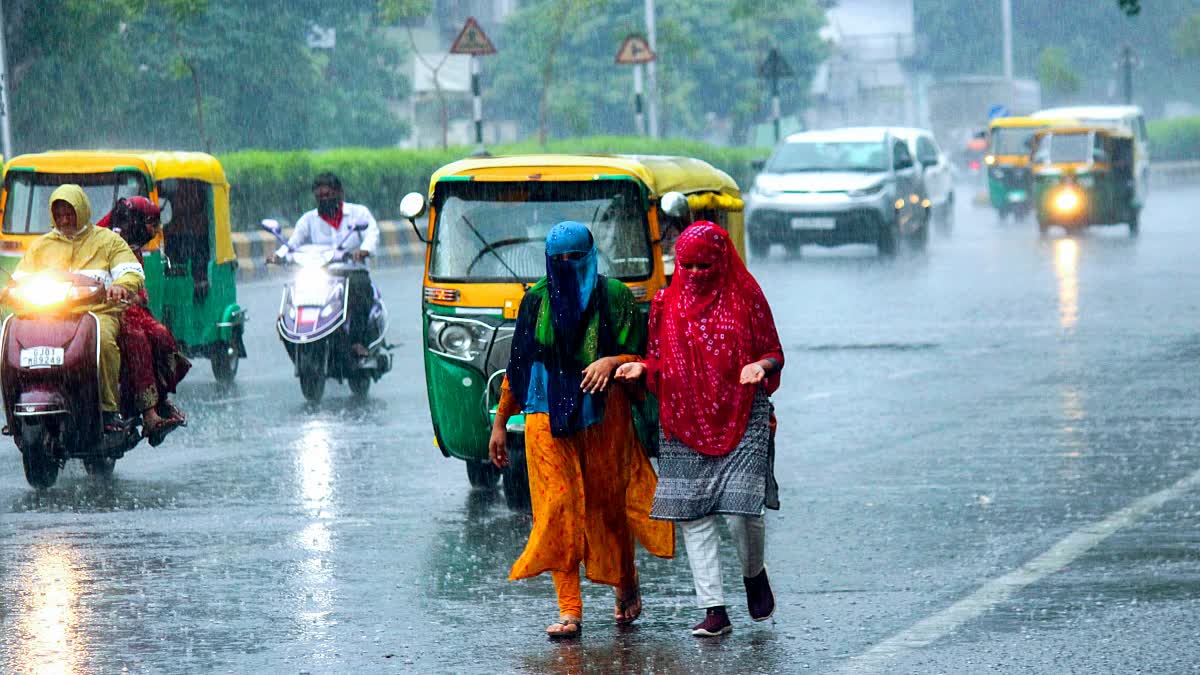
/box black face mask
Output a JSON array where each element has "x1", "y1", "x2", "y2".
[{"x1": 317, "y1": 198, "x2": 341, "y2": 218}]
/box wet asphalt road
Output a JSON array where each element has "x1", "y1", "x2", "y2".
[{"x1": 4, "y1": 184, "x2": 1200, "y2": 673}]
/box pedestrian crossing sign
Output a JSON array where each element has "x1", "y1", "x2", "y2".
[{"x1": 450, "y1": 17, "x2": 496, "y2": 55}]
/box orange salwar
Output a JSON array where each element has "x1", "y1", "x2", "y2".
[{"x1": 499, "y1": 378, "x2": 674, "y2": 618}]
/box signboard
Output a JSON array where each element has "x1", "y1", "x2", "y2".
[
  {"x1": 758, "y1": 48, "x2": 794, "y2": 80},
  {"x1": 450, "y1": 17, "x2": 496, "y2": 56},
  {"x1": 615, "y1": 35, "x2": 656, "y2": 64},
  {"x1": 987, "y1": 104, "x2": 1010, "y2": 120}
]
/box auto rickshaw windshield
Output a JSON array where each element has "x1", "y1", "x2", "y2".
[
  {"x1": 429, "y1": 180, "x2": 653, "y2": 283},
  {"x1": 989, "y1": 127, "x2": 1038, "y2": 156},
  {"x1": 1034, "y1": 133, "x2": 1093, "y2": 164},
  {"x1": 2, "y1": 171, "x2": 146, "y2": 234}
]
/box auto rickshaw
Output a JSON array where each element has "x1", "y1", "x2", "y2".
[
  {"x1": 985, "y1": 117, "x2": 1073, "y2": 220},
  {"x1": 399, "y1": 154, "x2": 745, "y2": 508},
  {"x1": 1030, "y1": 126, "x2": 1140, "y2": 236},
  {"x1": 0, "y1": 151, "x2": 247, "y2": 381}
]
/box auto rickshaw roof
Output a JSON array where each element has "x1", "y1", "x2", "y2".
[
  {"x1": 3, "y1": 150, "x2": 227, "y2": 185},
  {"x1": 428, "y1": 154, "x2": 739, "y2": 198},
  {"x1": 989, "y1": 116, "x2": 1073, "y2": 129},
  {"x1": 1033, "y1": 125, "x2": 1135, "y2": 140},
  {"x1": 1032, "y1": 105, "x2": 1143, "y2": 121}
]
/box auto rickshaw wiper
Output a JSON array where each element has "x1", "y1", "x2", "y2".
[{"x1": 459, "y1": 214, "x2": 527, "y2": 288}]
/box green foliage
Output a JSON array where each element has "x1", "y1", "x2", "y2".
[
  {"x1": 217, "y1": 138, "x2": 769, "y2": 229},
  {"x1": 1173, "y1": 14, "x2": 1200, "y2": 59},
  {"x1": 1037, "y1": 47, "x2": 1081, "y2": 102},
  {"x1": 1147, "y1": 117, "x2": 1200, "y2": 161},
  {"x1": 7, "y1": 0, "x2": 410, "y2": 155},
  {"x1": 488, "y1": 0, "x2": 826, "y2": 144}
]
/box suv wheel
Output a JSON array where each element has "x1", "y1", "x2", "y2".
[{"x1": 877, "y1": 219, "x2": 898, "y2": 257}]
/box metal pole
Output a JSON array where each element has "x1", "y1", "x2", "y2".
[
  {"x1": 771, "y1": 76, "x2": 781, "y2": 143},
  {"x1": 1121, "y1": 44, "x2": 1134, "y2": 104},
  {"x1": 0, "y1": 0, "x2": 13, "y2": 158},
  {"x1": 471, "y1": 55, "x2": 483, "y2": 146},
  {"x1": 644, "y1": 0, "x2": 659, "y2": 138},
  {"x1": 1001, "y1": 0, "x2": 1013, "y2": 80},
  {"x1": 634, "y1": 64, "x2": 645, "y2": 136}
]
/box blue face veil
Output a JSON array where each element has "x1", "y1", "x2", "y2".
[{"x1": 545, "y1": 221, "x2": 598, "y2": 343}]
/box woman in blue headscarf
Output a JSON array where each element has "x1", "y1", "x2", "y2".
[{"x1": 490, "y1": 221, "x2": 674, "y2": 640}]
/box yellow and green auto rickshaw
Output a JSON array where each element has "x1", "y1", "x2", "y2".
[
  {"x1": 398, "y1": 154, "x2": 745, "y2": 508},
  {"x1": 1030, "y1": 126, "x2": 1141, "y2": 236},
  {"x1": 0, "y1": 150, "x2": 247, "y2": 380},
  {"x1": 985, "y1": 117, "x2": 1073, "y2": 220}
]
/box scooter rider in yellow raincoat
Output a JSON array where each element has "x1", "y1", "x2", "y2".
[{"x1": 13, "y1": 184, "x2": 144, "y2": 431}]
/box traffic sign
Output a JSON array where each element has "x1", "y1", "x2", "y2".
[
  {"x1": 758, "y1": 48, "x2": 794, "y2": 80},
  {"x1": 987, "y1": 104, "x2": 1010, "y2": 120},
  {"x1": 450, "y1": 17, "x2": 496, "y2": 55},
  {"x1": 616, "y1": 35, "x2": 655, "y2": 65}
]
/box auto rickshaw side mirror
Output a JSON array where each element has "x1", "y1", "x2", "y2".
[
  {"x1": 399, "y1": 192, "x2": 431, "y2": 244},
  {"x1": 660, "y1": 191, "x2": 690, "y2": 219},
  {"x1": 158, "y1": 197, "x2": 173, "y2": 226}
]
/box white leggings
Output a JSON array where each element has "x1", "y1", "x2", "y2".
[{"x1": 680, "y1": 514, "x2": 766, "y2": 609}]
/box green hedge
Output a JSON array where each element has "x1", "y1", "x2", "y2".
[
  {"x1": 1148, "y1": 117, "x2": 1200, "y2": 162},
  {"x1": 218, "y1": 137, "x2": 769, "y2": 230}
]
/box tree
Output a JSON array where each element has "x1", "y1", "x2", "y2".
[
  {"x1": 1037, "y1": 47, "x2": 1081, "y2": 104},
  {"x1": 489, "y1": 0, "x2": 826, "y2": 144},
  {"x1": 1173, "y1": 13, "x2": 1200, "y2": 59}
]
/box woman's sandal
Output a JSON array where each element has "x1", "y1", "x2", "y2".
[
  {"x1": 614, "y1": 581, "x2": 642, "y2": 625},
  {"x1": 546, "y1": 615, "x2": 583, "y2": 640}
]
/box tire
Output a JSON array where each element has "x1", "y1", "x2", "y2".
[
  {"x1": 937, "y1": 194, "x2": 955, "y2": 235},
  {"x1": 20, "y1": 423, "x2": 59, "y2": 489},
  {"x1": 297, "y1": 345, "x2": 326, "y2": 403},
  {"x1": 210, "y1": 343, "x2": 239, "y2": 384},
  {"x1": 1128, "y1": 210, "x2": 1140, "y2": 237},
  {"x1": 1037, "y1": 217, "x2": 1050, "y2": 237},
  {"x1": 783, "y1": 240, "x2": 803, "y2": 258},
  {"x1": 466, "y1": 459, "x2": 501, "y2": 489},
  {"x1": 299, "y1": 370, "x2": 325, "y2": 403},
  {"x1": 877, "y1": 219, "x2": 898, "y2": 257},
  {"x1": 749, "y1": 236, "x2": 770, "y2": 261},
  {"x1": 83, "y1": 456, "x2": 116, "y2": 479},
  {"x1": 907, "y1": 210, "x2": 930, "y2": 251},
  {"x1": 502, "y1": 435, "x2": 531, "y2": 511},
  {"x1": 348, "y1": 375, "x2": 371, "y2": 398}
]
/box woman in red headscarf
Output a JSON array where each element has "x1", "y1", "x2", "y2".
[
  {"x1": 616, "y1": 220, "x2": 784, "y2": 638},
  {"x1": 98, "y1": 197, "x2": 190, "y2": 444}
]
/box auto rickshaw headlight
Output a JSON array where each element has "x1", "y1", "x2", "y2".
[
  {"x1": 427, "y1": 317, "x2": 492, "y2": 362},
  {"x1": 1053, "y1": 188, "x2": 1082, "y2": 214}
]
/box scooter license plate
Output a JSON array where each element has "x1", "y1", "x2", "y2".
[{"x1": 20, "y1": 347, "x2": 64, "y2": 368}]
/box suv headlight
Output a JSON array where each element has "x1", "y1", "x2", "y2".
[
  {"x1": 847, "y1": 182, "x2": 884, "y2": 197},
  {"x1": 752, "y1": 181, "x2": 780, "y2": 198},
  {"x1": 427, "y1": 316, "x2": 494, "y2": 362}
]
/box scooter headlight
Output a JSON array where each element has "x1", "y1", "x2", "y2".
[
  {"x1": 16, "y1": 276, "x2": 72, "y2": 307},
  {"x1": 293, "y1": 267, "x2": 332, "y2": 306}
]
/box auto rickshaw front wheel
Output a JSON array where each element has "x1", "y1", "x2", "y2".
[
  {"x1": 211, "y1": 343, "x2": 240, "y2": 384},
  {"x1": 466, "y1": 459, "x2": 501, "y2": 488},
  {"x1": 1128, "y1": 211, "x2": 1140, "y2": 237}
]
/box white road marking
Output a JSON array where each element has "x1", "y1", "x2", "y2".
[{"x1": 841, "y1": 466, "x2": 1200, "y2": 673}]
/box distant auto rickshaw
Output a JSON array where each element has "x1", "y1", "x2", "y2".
[
  {"x1": 1030, "y1": 126, "x2": 1141, "y2": 236},
  {"x1": 985, "y1": 117, "x2": 1072, "y2": 220},
  {"x1": 0, "y1": 151, "x2": 247, "y2": 381},
  {"x1": 398, "y1": 154, "x2": 745, "y2": 508}
]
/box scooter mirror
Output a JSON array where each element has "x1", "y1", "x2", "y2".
[
  {"x1": 399, "y1": 192, "x2": 427, "y2": 220},
  {"x1": 660, "y1": 191, "x2": 690, "y2": 219},
  {"x1": 260, "y1": 219, "x2": 282, "y2": 236}
]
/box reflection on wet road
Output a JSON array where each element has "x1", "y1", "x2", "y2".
[{"x1": 3, "y1": 186, "x2": 1200, "y2": 672}]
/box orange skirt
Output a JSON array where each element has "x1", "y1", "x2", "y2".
[{"x1": 509, "y1": 386, "x2": 674, "y2": 586}]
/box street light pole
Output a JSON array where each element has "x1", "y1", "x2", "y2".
[
  {"x1": 0, "y1": 0, "x2": 14, "y2": 158},
  {"x1": 644, "y1": 0, "x2": 659, "y2": 138},
  {"x1": 1001, "y1": 0, "x2": 1013, "y2": 81}
]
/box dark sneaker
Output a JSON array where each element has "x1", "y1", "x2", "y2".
[
  {"x1": 691, "y1": 606, "x2": 732, "y2": 637},
  {"x1": 744, "y1": 567, "x2": 776, "y2": 621}
]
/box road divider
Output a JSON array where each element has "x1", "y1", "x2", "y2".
[{"x1": 231, "y1": 220, "x2": 427, "y2": 280}]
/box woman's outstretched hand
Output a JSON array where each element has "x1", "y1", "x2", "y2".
[
  {"x1": 581, "y1": 356, "x2": 619, "y2": 394},
  {"x1": 740, "y1": 362, "x2": 767, "y2": 385},
  {"x1": 614, "y1": 361, "x2": 647, "y2": 382}
]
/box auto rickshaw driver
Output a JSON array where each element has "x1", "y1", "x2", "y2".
[{"x1": 11, "y1": 185, "x2": 144, "y2": 431}]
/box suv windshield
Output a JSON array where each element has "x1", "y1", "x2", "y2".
[
  {"x1": 1034, "y1": 133, "x2": 1092, "y2": 164},
  {"x1": 429, "y1": 180, "x2": 652, "y2": 283},
  {"x1": 767, "y1": 140, "x2": 888, "y2": 173},
  {"x1": 3, "y1": 171, "x2": 147, "y2": 234},
  {"x1": 990, "y1": 127, "x2": 1038, "y2": 156}
]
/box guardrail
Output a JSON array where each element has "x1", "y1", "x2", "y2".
[{"x1": 231, "y1": 219, "x2": 427, "y2": 280}]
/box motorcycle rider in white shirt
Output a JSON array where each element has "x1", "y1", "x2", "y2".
[{"x1": 268, "y1": 172, "x2": 382, "y2": 356}]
